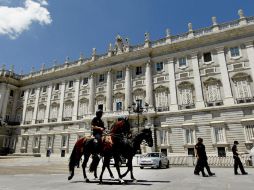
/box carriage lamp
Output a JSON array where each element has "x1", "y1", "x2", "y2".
[{"x1": 128, "y1": 101, "x2": 149, "y2": 132}]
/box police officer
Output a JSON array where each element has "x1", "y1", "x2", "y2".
[
  {"x1": 232, "y1": 141, "x2": 248, "y2": 175},
  {"x1": 194, "y1": 138, "x2": 215, "y2": 177},
  {"x1": 91, "y1": 109, "x2": 105, "y2": 153}
]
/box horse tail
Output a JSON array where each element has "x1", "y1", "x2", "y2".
[
  {"x1": 89, "y1": 155, "x2": 100, "y2": 173},
  {"x1": 69, "y1": 145, "x2": 77, "y2": 172}
]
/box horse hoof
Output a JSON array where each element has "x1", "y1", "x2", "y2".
[
  {"x1": 68, "y1": 175, "x2": 73, "y2": 180},
  {"x1": 85, "y1": 178, "x2": 90, "y2": 183},
  {"x1": 110, "y1": 176, "x2": 115, "y2": 180}
]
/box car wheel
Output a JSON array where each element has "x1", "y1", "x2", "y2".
[
  {"x1": 166, "y1": 161, "x2": 169, "y2": 168},
  {"x1": 157, "y1": 161, "x2": 162, "y2": 169},
  {"x1": 140, "y1": 166, "x2": 144, "y2": 169}
]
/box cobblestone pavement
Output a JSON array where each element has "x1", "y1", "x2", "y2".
[{"x1": 0, "y1": 157, "x2": 254, "y2": 190}]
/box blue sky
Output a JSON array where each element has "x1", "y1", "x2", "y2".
[{"x1": 0, "y1": 0, "x2": 254, "y2": 74}]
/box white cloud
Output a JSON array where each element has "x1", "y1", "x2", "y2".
[{"x1": 0, "y1": 0, "x2": 52, "y2": 39}]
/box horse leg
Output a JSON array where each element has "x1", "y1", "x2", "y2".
[
  {"x1": 106, "y1": 160, "x2": 114, "y2": 179},
  {"x1": 68, "y1": 166, "x2": 75, "y2": 180},
  {"x1": 82, "y1": 153, "x2": 90, "y2": 182},
  {"x1": 120, "y1": 159, "x2": 130, "y2": 178},
  {"x1": 99, "y1": 156, "x2": 107, "y2": 183},
  {"x1": 113, "y1": 155, "x2": 124, "y2": 183},
  {"x1": 129, "y1": 157, "x2": 136, "y2": 182}
]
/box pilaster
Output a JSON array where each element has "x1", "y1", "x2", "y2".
[
  {"x1": 72, "y1": 78, "x2": 80, "y2": 120},
  {"x1": 106, "y1": 70, "x2": 113, "y2": 112},
  {"x1": 191, "y1": 53, "x2": 205, "y2": 108},
  {"x1": 145, "y1": 60, "x2": 154, "y2": 109},
  {"x1": 21, "y1": 90, "x2": 29, "y2": 125},
  {"x1": 216, "y1": 47, "x2": 234, "y2": 105},
  {"x1": 32, "y1": 87, "x2": 40, "y2": 124},
  {"x1": 44, "y1": 85, "x2": 52, "y2": 123},
  {"x1": 245, "y1": 42, "x2": 254, "y2": 84},
  {"x1": 88, "y1": 73, "x2": 95, "y2": 114},
  {"x1": 168, "y1": 58, "x2": 178, "y2": 111},
  {"x1": 57, "y1": 81, "x2": 66, "y2": 122},
  {"x1": 124, "y1": 66, "x2": 132, "y2": 110}
]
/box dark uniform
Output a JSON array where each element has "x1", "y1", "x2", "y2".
[
  {"x1": 232, "y1": 141, "x2": 248, "y2": 175},
  {"x1": 91, "y1": 110, "x2": 105, "y2": 153},
  {"x1": 194, "y1": 138, "x2": 215, "y2": 177}
]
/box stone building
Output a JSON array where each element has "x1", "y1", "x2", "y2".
[{"x1": 1, "y1": 10, "x2": 254, "y2": 157}]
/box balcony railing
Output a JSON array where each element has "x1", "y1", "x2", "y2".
[
  {"x1": 35, "y1": 120, "x2": 44, "y2": 124},
  {"x1": 236, "y1": 97, "x2": 254, "y2": 104},
  {"x1": 155, "y1": 106, "x2": 170, "y2": 112},
  {"x1": 205, "y1": 100, "x2": 223, "y2": 107},
  {"x1": 178, "y1": 104, "x2": 195, "y2": 110},
  {"x1": 48, "y1": 118, "x2": 57, "y2": 123},
  {"x1": 62, "y1": 117, "x2": 72, "y2": 121}
]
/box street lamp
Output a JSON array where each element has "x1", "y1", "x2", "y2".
[{"x1": 128, "y1": 101, "x2": 149, "y2": 132}]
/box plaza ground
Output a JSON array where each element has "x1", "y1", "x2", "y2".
[{"x1": 0, "y1": 157, "x2": 253, "y2": 190}]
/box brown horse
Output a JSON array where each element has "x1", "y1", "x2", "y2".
[{"x1": 68, "y1": 118, "x2": 131, "y2": 182}]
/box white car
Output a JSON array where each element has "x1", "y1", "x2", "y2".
[{"x1": 139, "y1": 152, "x2": 169, "y2": 169}]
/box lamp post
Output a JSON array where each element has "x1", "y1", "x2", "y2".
[{"x1": 128, "y1": 101, "x2": 149, "y2": 132}]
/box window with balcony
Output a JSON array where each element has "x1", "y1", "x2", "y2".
[
  {"x1": 54, "y1": 83, "x2": 60, "y2": 91},
  {"x1": 21, "y1": 137, "x2": 28, "y2": 149},
  {"x1": 25, "y1": 108, "x2": 33, "y2": 124},
  {"x1": 68, "y1": 81, "x2": 73, "y2": 88},
  {"x1": 185, "y1": 128, "x2": 195, "y2": 144},
  {"x1": 244, "y1": 125, "x2": 254, "y2": 142},
  {"x1": 156, "y1": 62, "x2": 164, "y2": 72},
  {"x1": 78, "y1": 99, "x2": 88, "y2": 118},
  {"x1": 10, "y1": 90, "x2": 14, "y2": 97},
  {"x1": 203, "y1": 52, "x2": 212, "y2": 63},
  {"x1": 232, "y1": 73, "x2": 253, "y2": 104},
  {"x1": 155, "y1": 86, "x2": 169, "y2": 112},
  {"x1": 49, "y1": 103, "x2": 59, "y2": 121},
  {"x1": 99, "y1": 74, "x2": 105, "y2": 82},
  {"x1": 136, "y1": 66, "x2": 142, "y2": 75},
  {"x1": 42, "y1": 86, "x2": 47, "y2": 93},
  {"x1": 82, "y1": 77, "x2": 88, "y2": 85},
  {"x1": 178, "y1": 57, "x2": 187, "y2": 68},
  {"x1": 133, "y1": 89, "x2": 146, "y2": 108},
  {"x1": 116, "y1": 102, "x2": 122, "y2": 111},
  {"x1": 63, "y1": 101, "x2": 73, "y2": 120},
  {"x1": 37, "y1": 105, "x2": 45, "y2": 123},
  {"x1": 230, "y1": 47, "x2": 240, "y2": 58},
  {"x1": 116, "y1": 71, "x2": 123, "y2": 79}
]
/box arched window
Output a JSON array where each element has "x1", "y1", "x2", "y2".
[
  {"x1": 178, "y1": 82, "x2": 194, "y2": 109},
  {"x1": 37, "y1": 104, "x2": 46, "y2": 122},
  {"x1": 154, "y1": 86, "x2": 169, "y2": 111},
  {"x1": 133, "y1": 88, "x2": 146, "y2": 107},
  {"x1": 63, "y1": 100, "x2": 73, "y2": 120},
  {"x1": 232, "y1": 73, "x2": 253, "y2": 103},
  {"x1": 78, "y1": 98, "x2": 88, "y2": 118},
  {"x1": 25, "y1": 107, "x2": 34, "y2": 123},
  {"x1": 49, "y1": 103, "x2": 59, "y2": 120},
  {"x1": 95, "y1": 95, "x2": 106, "y2": 111},
  {"x1": 113, "y1": 92, "x2": 125, "y2": 111},
  {"x1": 204, "y1": 78, "x2": 222, "y2": 106}
]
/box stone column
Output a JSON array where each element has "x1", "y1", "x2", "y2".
[
  {"x1": 44, "y1": 84, "x2": 52, "y2": 123},
  {"x1": 21, "y1": 90, "x2": 29, "y2": 125},
  {"x1": 146, "y1": 116, "x2": 155, "y2": 152},
  {"x1": 124, "y1": 66, "x2": 132, "y2": 110},
  {"x1": 245, "y1": 41, "x2": 254, "y2": 82},
  {"x1": 216, "y1": 47, "x2": 234, "y2": 105},
  {"x1": 106, "y1": 70, "x2": 113, "y2": 112},
  {"x1": 0, "y1": 83, "x2": 7, "y2": 115},
  {"x1": 191, "y1": 53, "x2": 205, "y2": 108},
  {"x1": 168, "y1": 58, "x2": 178, "y2": 111},
  {"x1": 88, "y1": 74, "x2": 95, "y2": 114},
  {"x1": 72, "y1": 78, "x2": 80, "y2": 120},
  {"x1": 11, "y1": 89, "x2": 19, "y2": 121},
  {"x1": 32, "y1": 87, "x2": 40, "y2": 124},
  {"x1": 145, "y1": 60, "x2": 154, "y2": 109},
  {"x1": 57, "y1": 81, "x2": 66, "y2": 122},
  {"x1": 1, "y1": 87, "x2": 10, "y2": 120}
]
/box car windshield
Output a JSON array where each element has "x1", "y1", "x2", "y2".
[{"x1": 145, "y1": 153, "x2": 160, "y2": 157}]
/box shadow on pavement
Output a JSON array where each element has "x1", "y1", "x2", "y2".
[{"x1": 70, "y1": 179, "x2": 171, "y2": 185}]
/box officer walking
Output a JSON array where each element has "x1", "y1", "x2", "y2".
[
  {"x1": 91, "y1": 109, "x2": 105, "y2": 153},
  {"x1": 232, "y1": 141, "x2": 248, "y2": 175},
  {"x1": 194, "y1": 138, "x2": 215, "y2": 177}
]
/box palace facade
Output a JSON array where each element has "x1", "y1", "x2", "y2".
[{"x1": 1, "y1": 10, "x2": 254, "y2": 158}]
